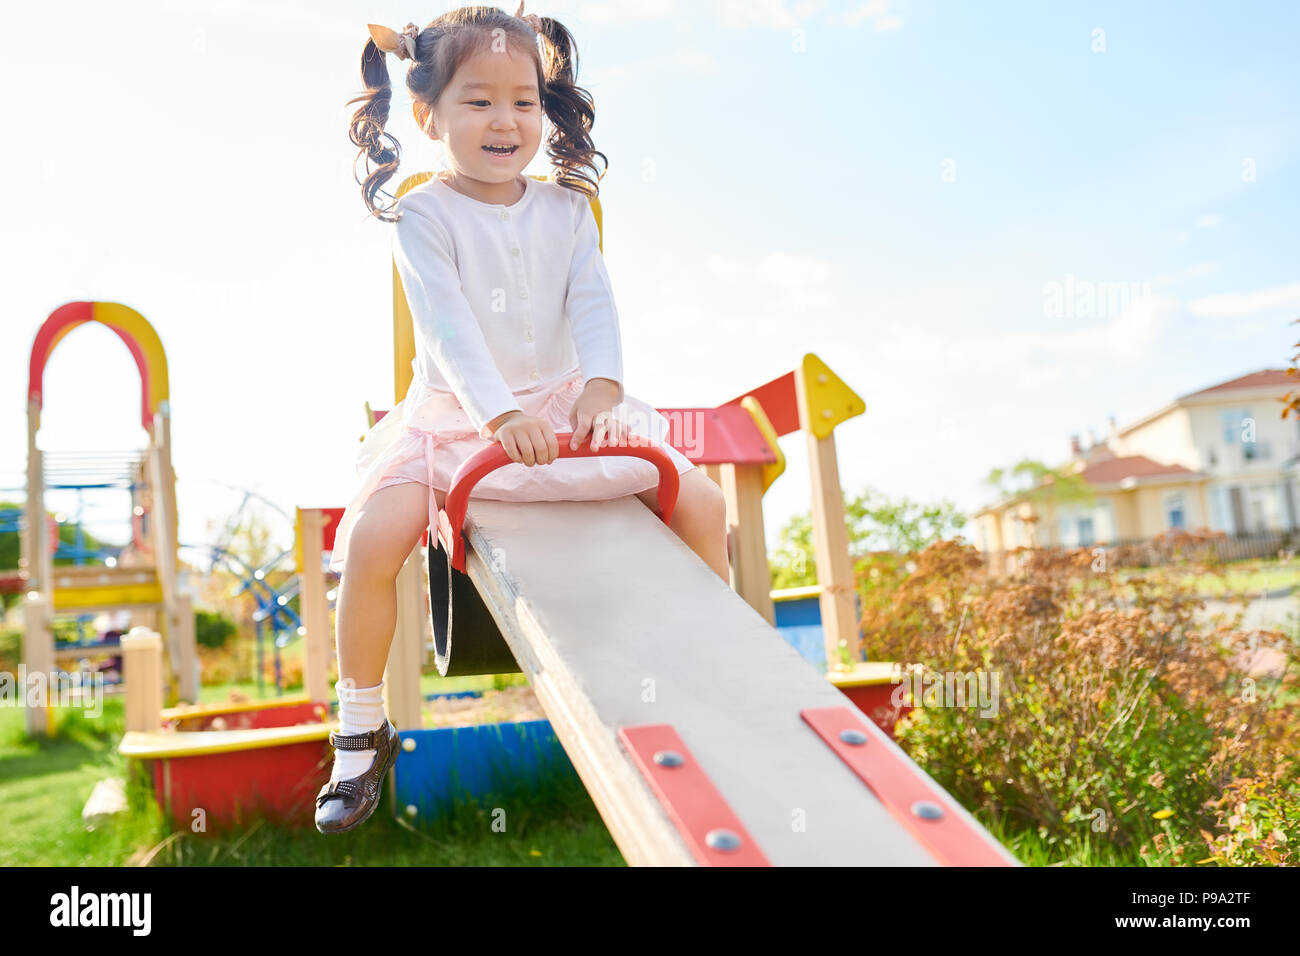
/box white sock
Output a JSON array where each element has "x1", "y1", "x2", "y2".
[{"x1": 331, "y1": 679, "x2": 388, "y2": 782}]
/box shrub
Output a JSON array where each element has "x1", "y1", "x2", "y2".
[
  {"x1": 0, "y1": 627, "x2": 20, "y2": 674},
  {"x1": 1198, "y1": 763, "x2": 1300, "y2": 865},
  {"x1": 861, "y1": 535, "x2": 1299, "y2": 859},
  {"x1": 195, "y1": 609, "x2": 237, "y2": 650}
]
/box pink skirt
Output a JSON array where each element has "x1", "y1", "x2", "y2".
[{"x1": 328, "y1": 371, "x2": 696, "y2": 573}]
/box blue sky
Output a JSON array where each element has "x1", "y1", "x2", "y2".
[{"x1": 1, "y1": 0, "x2": 1297, "y2": 559}]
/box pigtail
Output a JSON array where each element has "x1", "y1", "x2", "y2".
[
  {"x1": 535, "y1": 17, "x2": 608, "y2": 199},
  {"x1": 347, "y1": 37, "x2": 406, "y2": 223}
]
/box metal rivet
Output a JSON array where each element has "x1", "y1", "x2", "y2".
[
  {"x1": 404, "y1": 804, "x2": 418, "y2": 817},
  {"x1": 839, "y1": 729, "x2": 868, "y2": 745},
  {"x1": 822, "y1": 408, "x2": 832, "y2": 418},
  {"x1": 817, "y1": 373, "x2": 828, "y2": 384},
  {"x1": 653, "y1": 750, "x2": 684, "y2": 768},
  {"x1": 705, "y1": 829, "x2": 742, "y2": 851},
  {"x1": 402, "y1": 738, "x2": 416, "y2": 752},
  {"x1": 912, "y1": 801, "x2": 945, "y2": 820}
]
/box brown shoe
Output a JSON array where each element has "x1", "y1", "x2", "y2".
[{"x1": 314, "y1": 719, "x2": 400, "y2": 834}]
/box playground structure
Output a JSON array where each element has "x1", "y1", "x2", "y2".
[
  {"x1": 116, "y1": 626, "x2": 332, "y2": 829},
  {"x1": 23, "y1": 302, "x2": 198, "y2": 736},
  {"x1": 361, "y1": 172, "x2": 1012, "y2": 864},
  {"x1": 114, "y1": 171, "x2": 1017, "y2": 863}
]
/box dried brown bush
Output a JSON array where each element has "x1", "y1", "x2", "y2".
[{"x1": 859, "y1": 534, "x2": 1299, "y2": 861}]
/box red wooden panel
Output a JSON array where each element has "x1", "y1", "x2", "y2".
[
  {"x1": 800, "y1": 706, "x2": 1012, "y2": 866},
  {"x1": 153, "y1": 740, "x2": 330, "y2": 830},
  {"x1": 319, "y1": 507, "x2": 347, "y2": 553},
  {"x1": 619, "y1": 724, "x2": 770, "y2": 866},
  {"x1": 653, "y1": 405, "x2": 777, "y2": 465},
  {"x1": 721, "y1": 370, "x2": 799, "y2": 437}
]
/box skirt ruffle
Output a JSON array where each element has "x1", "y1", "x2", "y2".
[{"x1": 328, "y1": 372, "x2": 695, "y2": 573}]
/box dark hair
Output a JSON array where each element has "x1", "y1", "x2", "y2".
[{"x1": 347, "y1": 6, "x2": 607, "y2": 223}]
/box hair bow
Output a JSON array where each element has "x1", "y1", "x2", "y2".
[
  {"x1": 515, "y1": 1, "x2": 543, "y2": 36},
  {"x1": 368, "y1": 22, "x2": 419, "y2": 61}
]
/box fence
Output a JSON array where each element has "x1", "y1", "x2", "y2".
[{"x1": 980, "y1": 527, "x2": 1300, "y2": 573}]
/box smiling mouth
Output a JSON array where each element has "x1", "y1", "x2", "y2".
[{"x1": 483, "y1": 145, "x2": 518, "y2": 156}]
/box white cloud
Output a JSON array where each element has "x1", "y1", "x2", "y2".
[
  {"x1": 1150, "y1": 261, "x2": 1218, "y2": 288},
  {"x1": 844, "y1": 0, "x2": 889, "y2": 24},
  {"x1": 755, "y1": 251, "x2": 832, "y2": 291},
  {"x1": 705, "y1": 253, "x2": 744, "y2": 281},
  {"x1": 1187, "y1": 282, "x2": 1300, "y2": 319},
  {"x1": 714, "y1": 0, "x2": 826, "y2": 31},
  {"x1": 830, "y1": 0, "x2": 903, "y2": 30},
  {"x1": 594, "y1": 48, "x2": 721, "y2": 80},
  {"x1": 1195, "y1": 213, "x2": 1220, "y2": 228},
  {"x1": 575, "y1": 0, "x2": 681, "y2": 24}
]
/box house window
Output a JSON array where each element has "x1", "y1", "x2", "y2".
[
  {"x1": 1077, "y1": 517, "x2": 1094, "y2": 547},
  {"x1": 1222, "y1": 407, "x2": 1252, "y2": 445},
  {"x1": 1207, "y1": 446, "x2": 1217, "y2": 467},
  {"x1": 1243, "y1": 440, "x2": 1271, "y2": 461},
  {"x1": 1209, "y1": 486, "x2": 1226, "y2": 531},
  {"x1": 1165, "y1": 493, "x2": 1186, "y2": 530},
  {"x1": 1222, "y1": 410, "x2": 1238, "y2": 444}
]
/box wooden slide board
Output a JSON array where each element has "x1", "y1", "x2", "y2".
[{"x1": 452, "y1": 495, "x2": 1019, "y2": 867}]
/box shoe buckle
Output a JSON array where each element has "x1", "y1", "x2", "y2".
[
  {"x1": 317, "y1": 778, "x2": 361, "y2": 808},
  {"x1": 330, "y1": 722, "x2": 390, "y2": 751}
]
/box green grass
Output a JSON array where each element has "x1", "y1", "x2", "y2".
[
  {"x1": 0, "y1": 694, "x2": 622, "y2": 866},
  {"x1": 974, "y1": 810, "x2": 1201, "y2": 866},
  {"x1": 1, "y1": 690, "x2": 1163, "y2": 867},
  {"x1": 1117, "y1": 564, "x2": 1299, "y2": 597},
  {"x1": 1064, "y1": 558, "x2": 1300, "y2": 602}
]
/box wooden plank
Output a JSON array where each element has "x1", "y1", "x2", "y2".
[
  {"x1": 454, "y1": 496, "x2": 1011, "y2": 866},
  {"x1": 795, "y1": 365, "x2": 860, "y2": 668},
  {"x1": 385, "y1": 546, "x2": 427, "y2": 732},
  {"x1": 719, "y1": 463, "x2": 774, "y2": 625},
  {"x1": 53, "y1": 582, "x2": 164, "y2": 611},
  {"x1": 298, "y1": 508, "x2": 331, "y2": 706}
]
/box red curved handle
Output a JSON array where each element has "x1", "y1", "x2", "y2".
[{"x1": 438, "y1": 430, "x2": 680, "y2": 572}]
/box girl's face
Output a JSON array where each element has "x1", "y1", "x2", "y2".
[{"x1": 426, "y1": 45, "x2": 542, "y2": 186}]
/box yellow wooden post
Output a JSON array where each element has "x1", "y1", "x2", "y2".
[
  {"x1": 385, "y1": 546, "x2": 427, "y2": 732},
  {"x1": 793, "y1": 355, "x2": 866, "y2": 670},
  {"x1": 720, "y1": 463, "x2": 774, "y2": 624},
  {"x1": 297, "y1": 508, "x2": 332, "y2": 706}
]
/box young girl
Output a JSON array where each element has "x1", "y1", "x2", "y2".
[{"x1": 316, "y1": 4, "x2": 729, "y2": 834}]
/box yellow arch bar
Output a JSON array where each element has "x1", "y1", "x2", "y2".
[{"x1": 93, "y1": 301, "x2": 171, "y2": 418}]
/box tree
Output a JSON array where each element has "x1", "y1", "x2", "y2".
[
  {"x1": 984, "y1": 458, "x2": 1097, "y2": 547},
  {"x1": 770, "y1": 487, "x2": 968, "y2": 589}
]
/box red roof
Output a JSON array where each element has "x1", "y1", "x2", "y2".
[
  {"x1": 1178, "y1": 368, "x2": 1294, "y2": 400},
  {"x1": 1078, "y1": 455, "x2": 1198, "y2": 485}
]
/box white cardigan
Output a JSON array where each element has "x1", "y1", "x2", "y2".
[{"x1": 392, "y1": 174, "x2": 625, "y2": 440}]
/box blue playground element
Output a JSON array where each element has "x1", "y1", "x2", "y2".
[
  {"x1": 771, "y1": 591, "x2": 863, "y2": 672},
  {"x1": 393, "y1": 720, "x2": 577, "y2": 823}
]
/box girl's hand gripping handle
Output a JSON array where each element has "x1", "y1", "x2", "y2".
[{"x1": 437, "y1": 430, "x2": 680, "y2": 572}]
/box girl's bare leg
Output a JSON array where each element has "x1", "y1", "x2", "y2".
[
  {"x1": 635, "y1": 467, "x2": 730, "y2": 582},
  {"x1": 335, "y1": 482, "x2": 446, "y2": 686}
]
